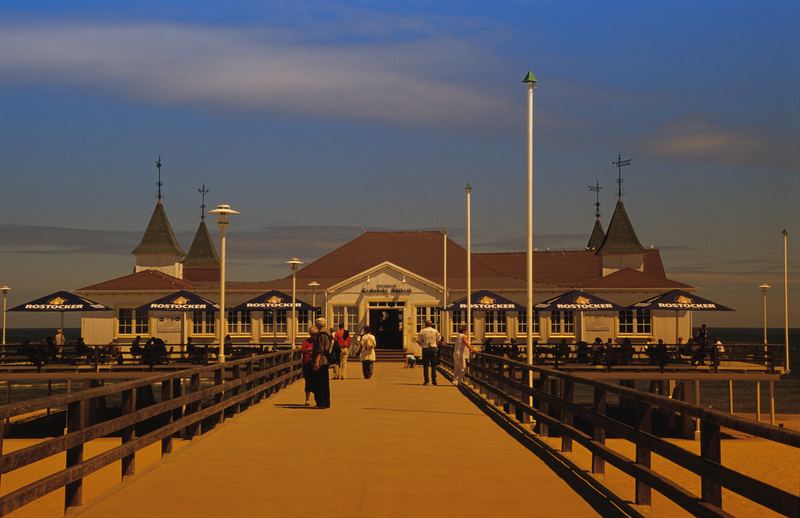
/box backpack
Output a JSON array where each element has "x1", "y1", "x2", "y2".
[
  {"x1": 330, "y1": 342, "x2": 342, "y2": 365},
  {"x1": 313, "y1": 331, "x2": 336, "y2": 365}
]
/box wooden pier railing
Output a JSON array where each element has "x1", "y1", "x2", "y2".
[
  {"x1": 439, "y1": 346, "x2": 799, "y2": 518},
  {"x1": 0, "y1": 350, "x2": 302, "y2": 516}
]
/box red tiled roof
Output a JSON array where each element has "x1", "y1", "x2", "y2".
[
  {"x1": 79, "y1": 270, "x2": 193, "y2": 291},
  {"x1": 581, "y1": 268, "x2": 691, "y2": 290}
]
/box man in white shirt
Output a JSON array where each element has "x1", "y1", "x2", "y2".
[{"x1": 417, "y1": 320, "x2": 442, "y2": 385}]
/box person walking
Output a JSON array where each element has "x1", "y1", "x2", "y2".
[
  {"x1": 301, "y1": 326, "x2": 317, "y2": 406},
  {"x1": 334, "y1": 323, "x2": 352, "y2": 380},
  {"x1": 54, "y1": 328, "x2": 66, "y2": 360},
  {"x1": 453, "y1": 324, "x2": 476, "y2": 386},
  {"x1": 311, "y1": 317, "x2": 332, "y2": 408},
  {"x1": 359, "y1": 325, "x2": 377, "y2": 379},
  {"x1": 417, "y1": 319, "x2": 442, "y2": 385}
]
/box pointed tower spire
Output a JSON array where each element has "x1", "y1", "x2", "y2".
[
  {"x1": 597, "y1": 200, "x2": 644, "y2": 254},
  {"x1": 588, "y1": 219, "x2": 605, "y2": 249},
  {"x1": 132, "y1": 201, "x2": 186, "y2": 257},
  {"x1": 183, "y1": 219, "x2": 220, "y2": 268}
]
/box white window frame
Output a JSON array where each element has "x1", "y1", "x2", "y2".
[
  {"x1": 227, "y1": 310, "x2": 252, "y2": 336},
  {"x1": 118, "y1": 307, "x2": 148, "y2": 336},
  {"x1": 619, "y1": 309, "x2": 652, "y2": 336},
  {"x1": 416, "y1": 306, "x2": 442, "y2": 333},
  {"x1": 191, "y1": 309, "x2": 216, "y2": 336},
  {"x1": 516, "y1": 310, "x2": 540, "y2": 335},
  {"x1": 332, "y1": 306, "x2": 359, "y2": 333},
  {"x1": 296, "y1": 309, "x2": 313, "y2": 335},
  {"x1": 550, "y1": 310, "x2": 575, "y2": 336},
  {"x1": 484, "y1": 310, "x2": 507, "y2": 336},
  {"x1": 262, "y1": 309, "x2": 287, "y2": 336}
]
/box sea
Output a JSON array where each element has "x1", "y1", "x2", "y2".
[{"x1": 3, "y1": 327, "x2": 800, "y2": 413}]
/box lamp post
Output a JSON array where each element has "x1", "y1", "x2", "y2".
[
  {"x1": 465, "y1": 183, "x2": 472, "y2": 343},
  {"x1": 308, "y1": 281, "x2": 320, "y2": 309},
  {"x1": 287, "y1": 258, "x2": 303, "y2": 347},
  {"x1": 1, "y1": 285, "x2": 9, "y2": 347},
  {"x1": 208, "y1": 204, "x2": 239, "y2": 363},
  {"x1": 523, "y1": 69, "x2": 537, "y2": 404},
  {"x1": 759, "y1": 284, "x2": 770, "y2": 346},
  {"x1": 783, "y1": 230, "x2": 790, "y2": 373}
]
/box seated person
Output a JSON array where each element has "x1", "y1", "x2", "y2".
[{"x1": 404, "y1": 352, "x2": 416, "y2": 368}]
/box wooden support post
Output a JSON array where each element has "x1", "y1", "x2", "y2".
[
  {"x1": 215, "y1": 366, "x2": 224, "y2": 424},
  {"x1": 188, "y1": 373, "x2": 201, "y2": 438},
  {"x1": 635, "y1": 402, "x2": 653, "y2": 506},
  {"x1": 64, "y1": 398, "x2": 87, "y2": 510},
  {"x1": 561, "y1": 380, "x2": 574, "y2": 453},
  {"x1": 700, "y1": 420, "x2": 722, "y2": 508},
  {"x1": 756, "y1": 381, "x2": 761, "y2": 422},
  {"x1": 539, "y1": 372, "x2": 549, "y2": 436},
  {"x1": 161, "y1": 379, "x2": 174, "y2": 456},
  {"x1": 769, "y1": 381, "x2": 775, "y2": 426},
  {"x1": 728, "y1": 380, "x2": 734, "y2": 415},
  {"x1": 549, "y1": 378, "x2": 560, "y2": 436},
  {"x1": 504, "y1": 365, "x2": 514, "y2": 416},
  {"x1": 695, "y1": 380, "x2": 701, "y2": 439},
  {"x1": 592, "y1": 387, "x2": 606, "y2": 475},
  {"x1": 173, "y1": 377, "x2": 184, "y2": 439},
  {"x1": 121, "y1": 388, "x2": 136, "y2": 478},
  {"x1": 246, "y1": 360, "x2": 254, "y2": 408},
  {"x1": 232, "y1": 364, "x2": 242, "y2": 415}
]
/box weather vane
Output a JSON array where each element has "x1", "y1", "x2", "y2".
[
  {"x1": 155, "y1": 156, "x2": 164, "y2": 200},
  {"x1": 612, "y1": 153, "x2": 631, "y2": 199},
  {"x1": 199, "y1": 184, "x2": 209, "y2": 220},
  {"x1": 588, "y1": 181, "x2": 602, "y2": 218}
]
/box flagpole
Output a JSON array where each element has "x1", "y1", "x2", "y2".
[
  {"x1": 784, "y1": 230, "x2": 790, "y2": 373},
  {"x1": 523, "y1": 70, "x2": 537, "y2": 406},
  {"x1": 465, "y1": 184, "x2": 472, "y2": 344}
]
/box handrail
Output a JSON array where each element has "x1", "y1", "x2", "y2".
[
  {"x1": 0, "y1": 350, "x2": 302, "y2": 516},
  {"x1": 439, "y1": 345, "x2": 799, "y2": 517}
]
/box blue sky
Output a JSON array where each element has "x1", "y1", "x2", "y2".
[{"x1": 0, "y1": 1, "x2": 798, "y2": 327}]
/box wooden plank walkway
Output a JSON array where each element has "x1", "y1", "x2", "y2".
[{"x1": 73, "y1": 365, "x2": 598, "y2": 517}]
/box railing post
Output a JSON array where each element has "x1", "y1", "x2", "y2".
[
  {"x1": 232, "y1": 364, "x2": 242, "y2": 415},
  {"x1": 246, "y1": 359, "x2": 255, "y2": 408},
  {"x1": 64, "y1": 397, "x2": 87, "y2": 511},
  {"x1": 592, "y1": 386, "x2": 606, "y2": 475},
  {"x1": 187, "y1": 372, "x2": 201, "y2": 438},
  {"x1": 539, "y1": 372, "x2": 549, "y2": 436},
  {"x1": 700, "y1": 419, "x2": 722, "y2": 508},
  {"x1": 160, "y1": 379, "x2": 173, "y2": 456},
  {"x1": 215, "y1": 365, "x2": 225, "y2": 425},
  {"x1": 635, "y1": 401, "x2": 652, "y2": 506},
  {"x1": 561, "y1": 380, "x2": 574, "y2": 453},
  {"x1": 173, "y1": 377, "x2": 184, "y2": 438},
  {"x1": 121, "y1": 388, "x2": 136, "y2": 478}
]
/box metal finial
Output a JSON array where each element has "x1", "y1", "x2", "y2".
[
  {"x1": 588, "y1": 181, "x2": 603, "y2": 218},
  {"x1": 198, "y1": 184, "x2": 209, "y2": 220},
  {"x1": 155, "y1": 156, "x2": 163, "y2": 200},
  {"x1": 612, "y1": 153, "x2": 631, "y2": 199}
]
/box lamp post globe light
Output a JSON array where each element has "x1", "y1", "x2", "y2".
[
  {"x1": 287, "y1": 258, "x2": 304, "y2": 347},
  {"x1": 1, "y1": 285, "x2": 9, "y2": 347},
  {"x1": 308, "y1": 281, "x2": 320, "y2": 309},
  {"x1": 208, "y1": 204, "x2": 239, "y2": 363},
  {"x1": 759, "y1": 283, "x2": 771, "y2": 347}
]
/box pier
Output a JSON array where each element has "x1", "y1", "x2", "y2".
[{"x1": 0, "y1": 350, "x2": 797, "y2": 517}]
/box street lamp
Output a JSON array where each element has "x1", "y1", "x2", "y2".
[
  {"x1": 308, "y1": 281, "x2": 320, "y2": 308},
  {"x1": 1, "y1": 285, "x2": 9, "y2": 347},
  {"x1": 208, "y1": 204, "x2": 239, "y2": 363},
  {"x1": 759, "y1": 284, "x2": 770, "y2": 346},
  {"x1": 465, "y1": 183, "x2": 472, "y2": 343},
  {"x1": 287, "y1": 258, "x2": 304, "y2": 347}
]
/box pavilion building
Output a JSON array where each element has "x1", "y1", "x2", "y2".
[{"x1": 77, "y1": 198, "x2": 693, "y2": 351}]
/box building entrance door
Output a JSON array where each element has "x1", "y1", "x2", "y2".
[{"x1": 369, "y1": 308, "x2": 403, "y2": 349}]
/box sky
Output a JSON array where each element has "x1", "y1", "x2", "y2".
[{"x1": 0, "y1": 1, "x2": 798, "y2": 328}]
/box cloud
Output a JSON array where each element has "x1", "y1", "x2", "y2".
[
  {"x1": 644, "y1": 119, "x2": 797, "y2": 171},
  {"x1": 0, "y1": 20, "x2": 513, "y2": 127}
]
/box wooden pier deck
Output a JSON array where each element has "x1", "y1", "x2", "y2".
[{"x1": 70, "y1": 366, "x2": 598, "y2": 518}]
